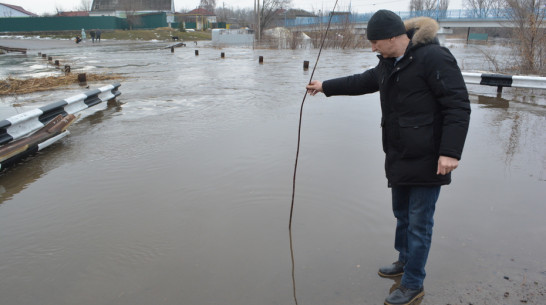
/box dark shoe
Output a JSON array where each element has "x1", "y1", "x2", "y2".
[
  {"x1": 384, "y1": 286, "x2": 424, "y2": 305},
  {"x1": 378, "y1": 261, "x2": 404, "y2": 278}
]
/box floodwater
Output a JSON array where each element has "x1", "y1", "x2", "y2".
[{"x1": 0, "y1": 37, "x2": 545, "y2": 305}]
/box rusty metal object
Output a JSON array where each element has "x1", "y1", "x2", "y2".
[
  {"x1": 0, "y1": 46, "x2": 27, "y2": 54},
  {"x1": 0, "y1": 114, "x2": 78, "y2": 170}
]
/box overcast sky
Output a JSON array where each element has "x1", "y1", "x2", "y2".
[{"x1": 8, "y1": 0, "x2": 464, "y2": 16}]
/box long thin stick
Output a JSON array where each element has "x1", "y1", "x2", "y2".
[
  {"x1": 289, "y1": 0, "x2": 339, "y2": 230},
  {"x1": 288, "y1": 6, "x2": 339, "y2": 305}
]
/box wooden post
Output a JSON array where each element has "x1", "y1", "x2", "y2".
[
  {"x1": 221, "y1": 52, "x2": 225, "y2": 58},
  {"x1": 171, "y1": 46, "x2": 174, "y2": 53},
  {"x1": 54, "y1": 60, "x2": 60, "y2": 68},
  {"x1": 259, "y1": 56, "x2": 263, "y2": 64},
  {"x1": 303, "y1": 60, "x2": 309, "y2": 70},
  {"x1": 195, "y1": 50, "x2": 199, "y2": 56},
  {"x1": 78, "y1": 73, "x2": 87, "y2": 86},
  {"x1": 42, "y1": 54, "x2": 47, "y2": 58},
  {"x1": 64, "y1": 65, "x2": 71, "y2": 74},
  {"x1": 48, "y1": 56, "x2": 52, "y2": 61}
]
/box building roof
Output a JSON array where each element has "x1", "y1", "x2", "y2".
[
  {"x1": 0, "y1": 3, "x2": 38, "y2": 16},
  {"x1": 91, "y1": 0, "x2": 173, "y2": 12},
  {"x1": 57, "y1": 11, "x2": 89, "y2": 17},
  {"x1": 186, "y1": 8, "x2": 215, "y2": 16},
  {"x1": 275, "y1": 8, "x2": 315, "y2": 18}
]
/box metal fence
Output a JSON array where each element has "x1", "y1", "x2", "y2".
[{"x1": 285, "y1": 8, "x2": 544, "y2": 27}]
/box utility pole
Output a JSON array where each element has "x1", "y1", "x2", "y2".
[{"x1": 257, "y1": 0, "x2": 261, "y2": 41}]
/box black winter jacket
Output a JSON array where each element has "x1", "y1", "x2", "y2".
[{"x1": 322, "y1": 17, "x2": 471, "y2": 187}]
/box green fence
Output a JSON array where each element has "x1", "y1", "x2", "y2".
[
  {"x1": 129, "y1": 13, "x2": 168, "y2": 29},
  {"x1": 0, "y1": 16, "x2": 124, "y2": 32},
  {"x1": 468, "y1": 33, "x2": 488, "y2": 41},
  {"x1": 185, "y1": 22, "x2": 197, "y2": 29},
  {"x1": 0, "y1": 13, "x2": 169, "y2": 32}
]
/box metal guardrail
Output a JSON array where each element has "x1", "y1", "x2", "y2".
[
  {"x1": 462, "y1": 72, "x2": 546, "y2": 93},
  {"x1": 0, "y1": 83, "x2": 121, "y2": 146},
  {"x1": 0, "y1": 45, "x2": 27, "y2": 54}
]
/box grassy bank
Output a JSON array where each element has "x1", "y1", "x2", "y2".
[
  {"x1": 0, "y1": 74, "x2": 124, "y2": 95},
  {"x1": 9, "y1": 28, "x2": 212, "y2": 42}
]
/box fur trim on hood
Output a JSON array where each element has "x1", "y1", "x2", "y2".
[{"x1": 404, "y1": 17, "x2": 439, "y2": 45}]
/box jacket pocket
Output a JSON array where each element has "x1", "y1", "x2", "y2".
[{"x1": 398, "y1": 115, "x2": 435, "y2": 159}]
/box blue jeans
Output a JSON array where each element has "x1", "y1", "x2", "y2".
[{"x1": 392, "y1": 186, "x2": 441, "y2": 290}]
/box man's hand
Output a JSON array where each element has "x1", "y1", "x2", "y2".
[
  {"x1": 306, "y1": 80, "x2": 323, "y2": 96},
  {"x1": 437, "y1": 156, "x2": 459, "y2": 175}
]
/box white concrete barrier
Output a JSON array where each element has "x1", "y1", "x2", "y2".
[{"x1": 0, "y1": 83, "x2": 121, "y2": 145}]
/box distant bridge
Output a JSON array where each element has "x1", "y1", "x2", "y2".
[{"x1": 284, "y1": 9, "x2": 545, "y2": 30}]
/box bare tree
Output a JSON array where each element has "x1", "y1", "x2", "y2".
[
  {"x1": 78, "y1": 0, "x2": 92, "y2": 11},
  {"x1": 55, "y1": 5, "x2": 64, "y2": 15},
  {"x1": 119, "y1": 0, "x2": 142, "y2": 30},
  {"x1": 504, "y1": 0, "x2": 545, "y2": 75},
  {"x1": 214, "y1": 6, "x2": 254, "y2": 27},
  {"x1": 302, "y1": 11, "x2": 367, "y2": 50},
  {"x1": 464, "y1": 0, "x2": 501, "y2": 18},
  {"x1": 410, "y1": 0, "x2": 449, "y2": 18},
  {"x1": 410, "y1": 0, "x2": 435, "y2": 12},
  {"x1": 257, "y1": 0, "x2": 291, "y2": 39},
  {"x1": 199, "y1": 0, "x2": 216, "y2": 13}
]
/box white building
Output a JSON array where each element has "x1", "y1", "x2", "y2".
[
  {"x1": 212, "y1": 29, "x2": 254, "y2": 46},
  {"x1": 89, "y1": 0, "x2": 174, "y2": 17},
  {"x1": 0, "y1": 3, "x2": 37, "y2": 17}
]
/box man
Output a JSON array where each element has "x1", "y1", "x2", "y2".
[{"x1": 306, "y1": 10, "x2": 470, "y2": 305}]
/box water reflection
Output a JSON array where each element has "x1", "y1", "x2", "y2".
[
  {"x1": 77, "y1": 99, "x2": 124, "y2": 126},
  {"x1": 0, "y1": 159, "x2": 45, "y2": 203},
  {"x1": 471, "y1": 94, "x2": 546, "y2": 178},
  {"x1": 475, "y1": 94, "x2": 510, "y2": 109}
]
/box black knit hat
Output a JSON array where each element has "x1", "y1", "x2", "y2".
[{"x1": 366, "y1": 10, "x2": 407, "y2": 40}]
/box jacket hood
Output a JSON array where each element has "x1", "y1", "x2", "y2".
[{"x1": 404, "y1": 17, "x2": 439, "y2": 46}]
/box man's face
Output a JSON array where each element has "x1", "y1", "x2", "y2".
[{"x1": 370, "y1": 37, "x2": 397, "y2": 58}]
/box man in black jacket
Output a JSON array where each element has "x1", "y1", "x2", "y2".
[{"x1": 306, "y1": 10, "x2": 470, "y2": 305}]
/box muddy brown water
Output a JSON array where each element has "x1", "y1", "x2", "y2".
[{"x1": 1, "y1": 38, "x2": 545, "y2": 304}]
